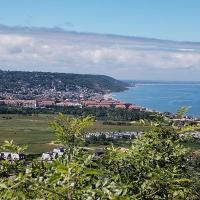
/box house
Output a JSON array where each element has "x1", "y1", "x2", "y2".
[
  {"x1": 82, "y1": 100, "x2": 99, "y2": 107},
  {"x1": 0, "y1": 100, "x2": 36, "y2": 108},
  {"x1": 11, "y1": 153, "x2": 25, "y2": 160},
  {"x1": 97, "y1": 103, "x2": 111, "y2": 108},
  {"x1": 37, "y1": 100, "x2": 55, "y2": 107},
  {"x1": 0, "y1": 152, "x2": 25, "y2": 160},
  {"x1": 1, "y1": 152, "x2": 11, "y2": 160},
  {"x1": 64, "y1": 101, "x2": 82, "y2": 108},
  {"x1": 56, "y1": 102, "x2": 64, "y2": 106},
  {"x1": 41, "y1": 147, "x2": 65, "y2": 161},
  {"x1": 52, "y1": 147, "x2": 65, "y2": 156},
  {"x1": 115, "y1": 104, "x2": 126, "y2": 109},
  {"x1": 22, "y1": 100, "x2": 37, "y2": 108},
  {"x1": 41, "y1": 152, "x2": 53, "y2": 161}
]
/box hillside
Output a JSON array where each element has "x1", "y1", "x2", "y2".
[{"x1": 0, "y1": 70, "x2": 128, "y2": 94}]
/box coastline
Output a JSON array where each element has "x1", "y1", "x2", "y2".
[{"x1": 110, "y1": 83, "x2": 200, "y2": 117}]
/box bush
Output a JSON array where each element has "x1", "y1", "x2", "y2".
[{"x1": 0, "y1": 115, "x2": 199, "y2": 199}]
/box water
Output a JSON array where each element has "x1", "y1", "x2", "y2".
[{"x1": 112, "y1": 83, "x2": 200, "y2": 117}]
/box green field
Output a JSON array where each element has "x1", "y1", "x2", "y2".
[
  {"x1": 0, "y1": 114, "x2": 149, "y2": 153},
  {"x1": 0, "y1": 114, "x2": 56, "y2": 153},
  {"x1": 0, "y1": 114, "x2": 199, "y2": 154}
]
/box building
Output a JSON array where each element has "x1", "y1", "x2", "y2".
[
  {"x1": 0, "y1": 152, "x2": 25, "y2": 160},
  {"x1": 115, "y1": 104, "x2": 126, "y2": 109},
  {"x1": 64, "y1": 100, "x2": 82, "y2": 107},
  {"x1": 41, "y1": 147, "x2": 65, "y2": 161},
  {"x1": 37, "y1": 100, "x2": 55, "y2": 107},
  {"x1": 0, "y1": 100, "x2": 36, "y2": 108}
]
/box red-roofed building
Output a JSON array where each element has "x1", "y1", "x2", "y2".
[
  {"x1": 37, "y1": 100, "x2": 55, "y2": 107},
  {"x1": 115, "y1": 104, "x2": 126, "y2": 109}
]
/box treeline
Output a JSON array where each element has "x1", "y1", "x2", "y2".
[
  {"x1": 0, "y1": 105, "x2": 155, "y2": 121},
  {"x1": 102, "y1": 121, "x2": 132, "y2": 126}
]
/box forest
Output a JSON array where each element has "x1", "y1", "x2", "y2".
[{"x1": 0, "y1": 70, "x2": 128, "y2": 94}]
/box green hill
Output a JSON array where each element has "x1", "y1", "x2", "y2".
[{"x1": 0, "y1": 70, "x2": 128, "y2": 94}]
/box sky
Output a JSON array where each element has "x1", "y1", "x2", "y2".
[{"x1": 0, "y1": 0, "x2": 200, "y2": 80}]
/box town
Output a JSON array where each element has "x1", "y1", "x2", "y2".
[
  {"x1": 0, "y1": 95, "x2": 146, "y2": 111},
  {"x1": 1, "y1": 92, "x2": 200, "y2": 123}
]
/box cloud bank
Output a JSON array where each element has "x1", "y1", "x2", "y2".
[{"x1": 0, "y1": 25, "x2": 200, "y2": 80}]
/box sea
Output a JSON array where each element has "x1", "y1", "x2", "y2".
[{"x1": 112, "y1": 81, "x2": 200, "y2": 117}]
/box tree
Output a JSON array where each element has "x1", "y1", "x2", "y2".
[
  {"x1": 177, "y1": 106, "x2": 190, "y2": 119},
  {"x1": 1, "y1": 140, "x2": 27, "y2": 154},
  {"x1": 0, "y1": 114, "x2": 199, "y2": 199},
  {"x1": 0, "y1": 140, "x2": 27, "y2": 178},
  {"x1": 100, "y1": 126, "x2": 199, "y2": 199},
  {"x1": 50, "y1": 113, "x2": 95, "y2": 147}
]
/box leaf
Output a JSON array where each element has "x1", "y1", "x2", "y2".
[
  {"x1": 85, "y1": 169, "x2": 100, "y2": 175},
  {"x1": 57, "y1": 165, "x2": 68, "y2": 174},
  {"x1": 48, "y1": 173, "x2": 61, "y2": 184},
  {"x1": 0, "y1": 183, "x2": 8, "y2": 189}
]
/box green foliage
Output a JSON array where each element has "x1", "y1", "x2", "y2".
[
  {"x1": 178, "y1": 123, "x2": 200, "y2": 134},
  {"x1": 50, "y1": 113, "x2": 95, "y2": 147},
  {"x1": 1, "y1": 140, "x2": 27, "y2": 154},
  {"x1": 0, "y1": 140, "x2": 27, "y2": 178},
  {"x1": 0, "y1": 105, "x2": 155, "y2": 122},
  {"x1": 0, "y1": 70, "x2": 128, "y2": 94},
  {"x1": 0, "y1": 114, "x2": 199, "y2": 199},
  {"x1": 100, "y1": 127, "x2": 197, "y2": 199},
  {"x1": 177, "y1": 106, "x2": 190, "y2": 118}
]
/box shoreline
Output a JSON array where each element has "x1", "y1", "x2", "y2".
[{"x1": 109, "y1": 85, "x2": 200, "y2": 119}]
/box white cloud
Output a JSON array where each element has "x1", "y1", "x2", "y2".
[{"x1": 0, "y1": 25, "x2": 200, "y2": 80}]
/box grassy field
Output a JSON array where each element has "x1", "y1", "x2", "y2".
[
  {"x1": 0, "y1": 114, "x2": 56, "y2": 153},
  {"x1": 0, "y1": 114, "x2": 199, "y2": 154},
  {"x1": 0, "y1": 114, "x2": 149, "y2": 153}
]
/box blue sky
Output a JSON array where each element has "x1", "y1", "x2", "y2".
[
  {"x1": 0, "y1": 0, "x2": 200, "y2": 80},
  {"x1": 1, "y1": 0, "x2": 200, "y2": 41}
]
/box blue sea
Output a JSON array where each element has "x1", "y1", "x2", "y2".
[{"x1": 113, "y1": 82, "x2": 200, "y2": 117}]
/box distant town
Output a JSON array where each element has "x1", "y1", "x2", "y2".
[
  {"x1": 1, "y1": 88, "x2": 200, "y2": 123},
  {"x1": 0, "y1": 70, "x2": 199, "y2": 123},
  {"x1": 0, "y1": 70, "x2": 146, "y2": 110},
  {"x1": 0, "y1": 91, "x2": 145, "y2": 112}
]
